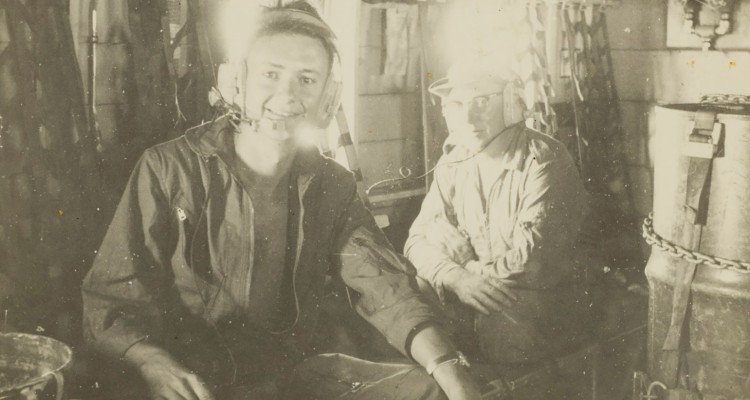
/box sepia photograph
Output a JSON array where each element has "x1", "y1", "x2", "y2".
[{"x1": 1, "y1": 0, "x2": 749, "y2": 399}]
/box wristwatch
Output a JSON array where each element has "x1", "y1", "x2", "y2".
[{"x1": 425, "y1": 351, "x2": 471, "y2": 375}]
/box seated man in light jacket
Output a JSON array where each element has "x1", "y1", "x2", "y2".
[{"x1": 405, "y1": 59, "x2": 591, "y2": 364}]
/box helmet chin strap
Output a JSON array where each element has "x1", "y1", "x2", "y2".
[
  {"x1": 235, "y1": 100, "x2": 309, "y2": 143},
  {"x1": 250, "y1": 119, "x2": 287, "y2": 135},
  {"x1": 231, "y1": 114, "x2": 287, "y2": 137}
]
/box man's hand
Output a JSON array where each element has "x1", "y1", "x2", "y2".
[
  {"x1": 125, "y1": 343, "x2": 215, "y2": 400},
  {"x1": 444, "y1": 268, "x2": 517, "y2": 315},
  {"x1": 139, "y1": 358, "x2": 215, "y2": 400}
]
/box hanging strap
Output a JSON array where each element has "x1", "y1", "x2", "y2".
[
  {"x1": 660, "y1": 109, "x2": 722, "y2": 388},
  {"x1": 561, "y1": 8, "x2": 588, "y2": 180},
  {"x1": 333, "y1": 107, "x2": 371, "y2": 207}
]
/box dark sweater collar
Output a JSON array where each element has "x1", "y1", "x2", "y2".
[{"x1": 184, "y1": 116, "x2": 324, "y2": 181}]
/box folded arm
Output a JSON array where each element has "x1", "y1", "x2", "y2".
[
  {"x1": 463, "y1": 158, "x2": 586, "y2": 286},
  {"x1": 404, "y1": 176, "x2": 477, "y2": 302}
]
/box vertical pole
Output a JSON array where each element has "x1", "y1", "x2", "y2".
[{"x1": 87, "y1": 0, "x2": 102, "y2": 153}]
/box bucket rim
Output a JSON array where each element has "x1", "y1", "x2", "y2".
[{"x1": 0, "y1": 332, "x2": 73, "y2": 394}]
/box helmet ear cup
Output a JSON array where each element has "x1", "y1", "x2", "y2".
[
  {"x1": 314, "y1": 78, "x2": 342, "y2": 128},
  {"x1": 217, "y1": 63, "x2": 240, "y2": 106}
]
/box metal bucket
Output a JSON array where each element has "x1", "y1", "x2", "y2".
[
  {"x1": 645, "y1": 98, "x2": 750, "y2": 397},
  {"x1": 0, "y1": 333, "x2": 72, "y2": 400}
]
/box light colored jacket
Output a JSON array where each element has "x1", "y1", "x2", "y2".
[
  {"x1": 406, "y1": 123, "x2": 588, "y2": 294},
  {"x1": 405, "y1": 124, "x2": 590, "y2": 362}
]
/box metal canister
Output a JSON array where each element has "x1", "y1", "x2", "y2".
[{"x1": 645, "y1": 97, "x2": 750, "y2": 398}]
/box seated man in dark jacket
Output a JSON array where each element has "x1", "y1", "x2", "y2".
[
  {"x1": 82, "y1": 2, "x2": 480, "y2": 399},
  {"x1": 405, "y1": 59, "x2": 591, "y2": 365}
]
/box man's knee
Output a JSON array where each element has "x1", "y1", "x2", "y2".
[{"x1": 288, "y1": 354, "x2": 448, "y2": 400}]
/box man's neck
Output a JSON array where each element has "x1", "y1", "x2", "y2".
[{"x1": 234, "y1": 129, "x2": 296, "y2": 191}]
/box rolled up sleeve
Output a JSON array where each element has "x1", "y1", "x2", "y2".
[{"x1": 332, "y1": 188, "x2": 440, "y2": 357}]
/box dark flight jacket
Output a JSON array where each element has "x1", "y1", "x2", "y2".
[{"x1": 82, "y1": 118, "x2": 437, "y2": 378}]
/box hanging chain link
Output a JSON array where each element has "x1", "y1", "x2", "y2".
[
  {"x1": 642, "y1": 213, "x2": 750, "y2": 274},
  {"x1": 700, "y1": 94, "x2": 750, "y2": 105}
]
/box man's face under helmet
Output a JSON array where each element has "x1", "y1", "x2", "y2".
[{"x1": 430, "y1": 61, "x2": 513, "y2": 153}]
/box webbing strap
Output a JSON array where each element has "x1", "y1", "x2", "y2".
[
  {"x1": 334, "y1": 107, "x2": 369, "y2": 206},
  {"x1": 660, "y1": 109, "x2": 721, "y2": 388}
]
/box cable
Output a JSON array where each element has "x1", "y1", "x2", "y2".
[{"x1": 365, "y1": 123, "x2": 518, "y2": 196}]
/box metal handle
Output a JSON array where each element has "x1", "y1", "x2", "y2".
[{"x1": 41, "y1": 371, "x2": 65, "y2": 400}]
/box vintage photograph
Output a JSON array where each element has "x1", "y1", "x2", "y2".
[{"x1": 1, "y1": 0, "x2": 749, "y2": 399}]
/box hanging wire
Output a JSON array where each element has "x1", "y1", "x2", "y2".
[{"x1": 365, "y1": 123, "x2": 519, "y2": 196}]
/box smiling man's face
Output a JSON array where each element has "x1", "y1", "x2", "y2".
[{"x1": 243, "y1": 33, "x2": 331, "y2": 143}]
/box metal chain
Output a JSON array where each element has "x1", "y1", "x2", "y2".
[
  {"x1": 700, "y1": 93, "x2": 750, "y2": 105},
  {"x1": 642, "y1": 213, "x2": 750, "y2": 274}
]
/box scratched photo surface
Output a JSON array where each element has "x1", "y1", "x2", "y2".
[{"x1": 1, "y1": 0, "x2": 749, "y2": 399}]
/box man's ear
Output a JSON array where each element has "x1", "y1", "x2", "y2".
[{"x1": 503, "y1": 80, "x2": 526, "y2": 125}]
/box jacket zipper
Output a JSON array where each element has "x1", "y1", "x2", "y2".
[
  {"x1": 289, "y1": 195, "x2": 304, "y2": 330},
  {"x1": 242, "y1": 192, "x2": 255, "y2": 309}
]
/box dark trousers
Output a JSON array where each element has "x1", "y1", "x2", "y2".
[
  {"x1": 443, "y1": 285, "x2": 593, "y2": 364},
  {"x1": 97, "y1": 352, "x2": 445, "y2": 400},
  {"x1": 287, "y1": 353, "x2": 446, "y2": 400}
]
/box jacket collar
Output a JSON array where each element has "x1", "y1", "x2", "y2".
[
  {"x1": 442, "y1": 122, "x2": 527, "y2": 171},
  {"x1": 184, "y1": 116, "x2": 324, "y2": 186}
]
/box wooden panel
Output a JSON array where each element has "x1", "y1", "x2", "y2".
[
  {"x1": 360, "y1": 3, "x2": 384, "y2": 48},
  {"x1": 357, "y1": 93, "x2": 421, "y2": 143},
  {"x1": 358, "y1": 3, "x2": 420, "y2": 94}
]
